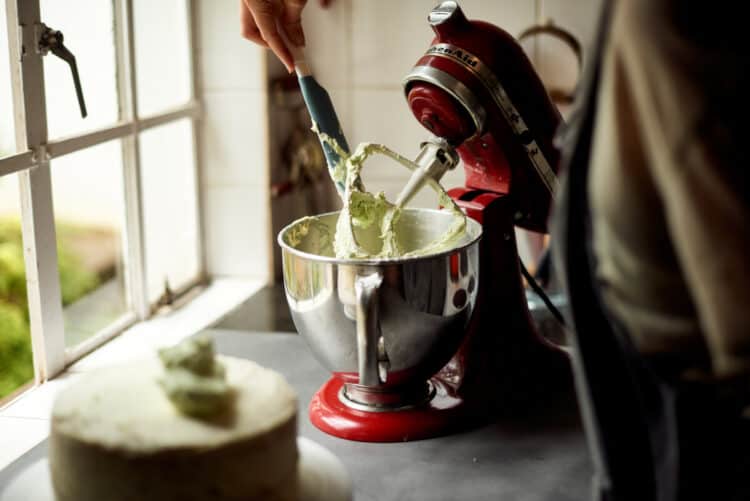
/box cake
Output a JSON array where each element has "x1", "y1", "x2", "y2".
[{"x1": 49, "y1": 337, "x2": 299, "y2": 501}]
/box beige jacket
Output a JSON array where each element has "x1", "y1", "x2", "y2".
[{"x1": 588, "y1": 0, "x2": 750, "y2": 380}]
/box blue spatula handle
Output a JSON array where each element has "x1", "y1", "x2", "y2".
[{"x1": 298, "y1": 75, "x2": 349, "y2": 196}]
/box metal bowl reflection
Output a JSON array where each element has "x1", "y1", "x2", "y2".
[{"x1": 278, "y1": 209, "x2": 482, "y2": 409}]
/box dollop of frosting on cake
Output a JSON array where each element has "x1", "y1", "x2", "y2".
[{"x1": 158, "y1": 336, "x2": 232, "y2": 417}]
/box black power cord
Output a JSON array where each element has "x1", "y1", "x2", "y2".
[{"x1": 519, "y1": 257, "x2": 566, "y2": 327}]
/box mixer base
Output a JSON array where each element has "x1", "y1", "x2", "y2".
[{"x1": 309, "y1": 377, "x2": 471, "y2": 442}]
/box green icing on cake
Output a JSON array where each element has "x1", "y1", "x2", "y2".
[{"x1": 158, "y1": 336, "x2": 232, "y2": 418}]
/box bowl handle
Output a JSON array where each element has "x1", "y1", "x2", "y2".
[{"x1": 355, "y1": 272, "x2": 385, "y2": 386}]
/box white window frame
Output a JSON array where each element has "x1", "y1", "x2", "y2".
[{"x1": 0, "y1": 0, "x2": 204, "y2": 386}]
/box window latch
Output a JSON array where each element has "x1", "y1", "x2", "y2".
[{"x1": 37, "y1": 23, "x2": 87, "y2": 118}]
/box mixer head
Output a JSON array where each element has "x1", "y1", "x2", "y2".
[{"x1": 403, "y1": 1, "x2": 562, "y2": 233}]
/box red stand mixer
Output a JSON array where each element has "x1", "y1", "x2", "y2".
[
  {"x1": 402, "y1": 0, "x2": 571, "y2": 407},
  {"x1": 280, "y1": 1, "x2": 570, "y2": 442}
]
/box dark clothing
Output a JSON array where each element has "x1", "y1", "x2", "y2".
[
  {"x1": 588, "y1": 0, "x2": 750, "y2": 380},
  {"x1": 551, "y1": 1, "x2": 750, "y2": 500}
]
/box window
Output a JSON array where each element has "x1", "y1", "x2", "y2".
[
  {"x1": 0, "y1": 174, "x2": 33, "y2": 401},
  {"x1": 50, "y1": 139, "x2": 129, "y2": 349},
  {"x1": 0, "y1": 0, "x2": 202, "y2": 400},
  {"x1": 1, "y1": 3, "x2": 14, "y2": 156},
  {"x1": 41, "y1": 0, "x2": 120, "y2": 139}
]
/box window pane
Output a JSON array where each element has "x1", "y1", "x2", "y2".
[
  {"x1": 140, "y1": 119, "x2": 199, "y2": 302},
  {"x1": 1, "y1": 6, "x2": 16, "y2": 157},
  {"x1": 133, "y1": 0, "x2": 191, "y2": 116},
  {"x1": 41, "y1": 0, "x2": 119, "y2": 139},
  {"x1": 0, "y1": 174, "x2": 33, "y2": 399},
  {"x1": 50, "y1": 141, "x2": 128, "y2": 348}
]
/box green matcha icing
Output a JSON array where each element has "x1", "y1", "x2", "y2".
[
  {"x1": 315, "y1": 130, "x2": 466, "y2": 259},
  {"x1": 284, "y1": 215, "x2": 333, "y2": 256},
  {"x1": 349, "y1": 191, "x2": 388, "y2": 229},
  {"x1": 157, "y1": 336, "x2": 232, "y2": 417}
]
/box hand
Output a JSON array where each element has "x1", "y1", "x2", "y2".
[{"x1": 240, "y1": 0, "x2": 331, "y2": 72}]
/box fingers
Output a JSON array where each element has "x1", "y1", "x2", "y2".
[
  {"x1": 281, "y1": 0, "x2": 307, "y2": 47},
  {"x1": 245, "y1": 0, "x2": 295, "y2": 72},
  {"x1": 239, "y1": 0, "x2": 266, "y2": 46}
]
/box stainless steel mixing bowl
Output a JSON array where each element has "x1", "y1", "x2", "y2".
[{"x1": 278, "y1": 209, "x2": 482, "y2": 410}]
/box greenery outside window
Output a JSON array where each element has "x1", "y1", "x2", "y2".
[{"x1": 0, "y1": 0, "x2": 203, "y2": 402}]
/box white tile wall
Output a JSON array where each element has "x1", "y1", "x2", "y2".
[
  {"x1": 196, "y1": 0, "x2": 266, "y2": 92},
  {"x1": 349, "y1": 0, "x2": 437, "y2": 89},
  {"x1": 459, "y1": 0, "x2": 538, "y2": 37},
  {"x1": 348, "y1": 88, "x2": 424, "y2": 168},
  {"x1": 536, "y1": 0, "x2": 604, "y2": 116},
  {"x1": 203, "y1": 185, "x2": 272, "y2": 278},
  {"x1": 300, "y1": 1, "x2": 353, "y2": 91},
  {"x1": 541, "y1": 0, "x2": 603, "y2": 55},
  {"x1": 196, "y1": 0, "x2": 272, "y2": 279},
  {"x1": 202, "y1": 90, "x2": 268, "y2": 188},
  {"x1": 348, "y1": 0, "x2": 535, "y2": 89}
]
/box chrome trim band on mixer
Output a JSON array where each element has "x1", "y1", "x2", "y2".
[
  {"x1": 422, "y1": 43, "x2": 558, "y2": 196},
  {"x1": 403, "y1": 65, "x2": 487, "y2": 138},
  {"x1": 339, "y1": 381, "x2": 437, "y2": 412}
]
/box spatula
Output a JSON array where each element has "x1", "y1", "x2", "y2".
[{"x1": 283, "y1": 38, "x2": 349, "y2": 198}]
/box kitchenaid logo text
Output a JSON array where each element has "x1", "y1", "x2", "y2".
[{"x1": 426, "y1": 44, "x2": 479, "y2": 68}]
